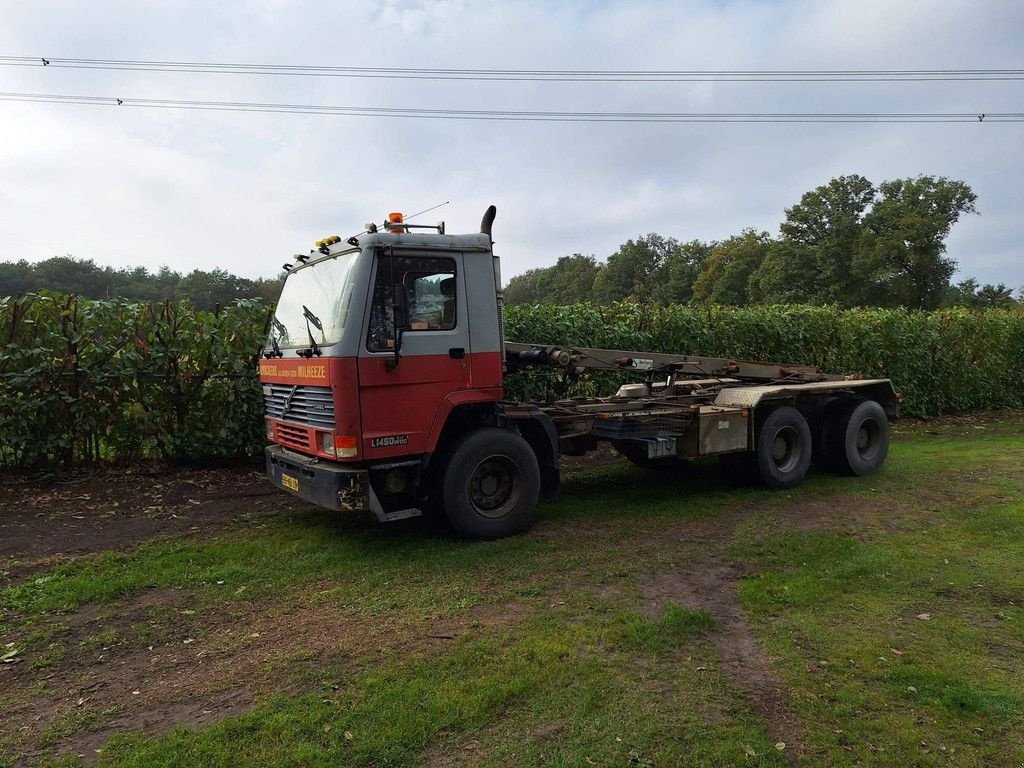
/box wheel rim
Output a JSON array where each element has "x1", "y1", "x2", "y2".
[
  {"x1": 855, "y1": 417, "x2": 883, "y2": 461},
  {"x1": 770, "y1": 426, "x2": 801, "y2": 473},
  {"x1": 468, "y1": 454, "x2": 522, "y2": 519}
]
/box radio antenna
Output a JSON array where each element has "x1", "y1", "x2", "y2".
[{"x1": 404, "y1": 200, "x2": 450, "y2": 221}]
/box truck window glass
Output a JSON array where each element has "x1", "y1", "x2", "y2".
[
  {"x1": 270, "y1": 250, "x2": 358, "y2": 348},
  {"x1": 367, "y1": 255, "x2": 456, "y2": 351}
]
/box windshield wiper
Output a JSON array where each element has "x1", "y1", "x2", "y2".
[
  {"x1": 264, "y1": 333, "x2": 283, "y2": 359},
  {"x1": 297, "y1": 304, "x2": 323, "y2": 358},
  {"x1": 264, "y1": 317, "x2": 286, "y2": 358}
]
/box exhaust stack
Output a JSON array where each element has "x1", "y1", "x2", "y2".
[
  {"x1": 481, "y1": 205, "x2": 505, "y2": 367},
  {"x1": 480, "y1": 205, "x2": 496, "y2": 239}
]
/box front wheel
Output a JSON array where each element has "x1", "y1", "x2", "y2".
[{"x1": 440, "y1": 428, "x2": 540, "y2": 539}]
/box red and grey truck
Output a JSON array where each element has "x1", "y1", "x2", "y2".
[{"x1": 260, "y1": 207, "x2": 899, "y2": 538}]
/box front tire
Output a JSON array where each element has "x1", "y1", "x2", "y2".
[
  {"x1": 754, "y1": 406, "x2": 812, "y2": 489},
  {"x1": 440, "y1": 428, "x2": 540, "y2": 539}
]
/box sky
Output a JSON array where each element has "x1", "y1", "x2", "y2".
[{"x1": 1, "y1": 0, "x2": 1022, "y2": 288}]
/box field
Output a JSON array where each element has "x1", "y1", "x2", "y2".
[{"x1": 2, "y1": 413, "x2": 1023, "y2": 767}]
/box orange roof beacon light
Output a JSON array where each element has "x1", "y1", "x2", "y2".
[{"x1": 387, "y1": 211, "x2": 406, "y2": 233}]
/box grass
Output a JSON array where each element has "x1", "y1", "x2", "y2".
[
  {"x1": 733, "y1": 436, "x2": 1024, "y2": 765},
  {"x1": 2, "y1": 420, "x2": 1024, "y2": 767},
  {"x1": 93, "y1": 607, "x2": 779, "y2": 768}
]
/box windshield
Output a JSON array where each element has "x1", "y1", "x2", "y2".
[{"x1": 270, "y1": 250, "x2": 359, "y2": 349}]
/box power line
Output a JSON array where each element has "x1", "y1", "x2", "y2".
[
  {"x1": 2, "y1": 56, "x2": 1024, "y2": 82},
  {"x1": 1, "y1": 91, "x2": 1018, "y2": 123}
]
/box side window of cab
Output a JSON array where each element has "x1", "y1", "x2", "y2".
[{"x1": 367, "y1": 254, "x2": 456, "y2": 352}]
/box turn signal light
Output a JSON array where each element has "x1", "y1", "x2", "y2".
[{"x1": 334, "y1": 435, "x2": 358, "y2": 458}]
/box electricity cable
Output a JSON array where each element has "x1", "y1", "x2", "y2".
[
  {"x1": 0, "y1": 91, "x2": 1019, "y2": 123},
  {"x1": 2, "y1": 56, "x2": 1024, "y2": 82}
]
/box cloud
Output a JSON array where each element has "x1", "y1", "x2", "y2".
[{"x1": 0, "y1": 0, "x2": 1021, "y2": 288}]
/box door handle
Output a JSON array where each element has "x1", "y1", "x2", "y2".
[{"x1": 448, "y1": 347, "x2": 466, "y2": 359}]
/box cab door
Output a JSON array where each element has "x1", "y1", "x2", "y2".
[{"x1": 357, "y1": 249, "x2": 471, "y2": 459}]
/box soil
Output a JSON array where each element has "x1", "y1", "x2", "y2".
[
  {"x1": 0, "y1": 466, "x2": 306, "y2": 582},
  {"x1": 2, "y1": 578, "x2": 518, "y2": 767},
  {"x1": 642, "y1": 559, "x2": 804, "y2": 767}
]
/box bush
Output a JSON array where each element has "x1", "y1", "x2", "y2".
[
  {"x1": 0, "y1": 293, "x2": 271, "y2": 470},
  {"x1": 505, "y1": 303, "x2": 1024, "y2": 418},
  {"x1": 2, "y1": 296, "x2": 1020, "y2": 471}
]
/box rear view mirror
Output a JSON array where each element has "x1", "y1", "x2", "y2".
[
  {"x1": 392, "y1": 283, "x2": 410, "y2": 332},
  {"x1": 387, "y1": 284, "x2": 410, "y2": 370}
]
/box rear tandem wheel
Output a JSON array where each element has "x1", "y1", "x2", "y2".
[
  {"x1": 719, "y1": 405, "x2": 812, "y2": 490},
  {"x1": 827, "y1": 399, "x2": 890, "y2": 476}
]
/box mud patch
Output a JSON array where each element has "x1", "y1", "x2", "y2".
[
  {"x1": 3, "y1": 583, "x2": 537, "y2": 766},
  {"x1": 0, "y1": 467, "x2": 307, "y2": 582},
  {"x1": 643, "y1": 562, "x2": 804, "y2": 766}
]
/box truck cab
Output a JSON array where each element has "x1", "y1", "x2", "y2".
[{"x1": 261, "y1": 207, "x2": 554, "y2": 536}]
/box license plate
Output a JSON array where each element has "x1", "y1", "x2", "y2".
[{"x1": 281, "y1": 473, "x2": 299, "y2": 492}]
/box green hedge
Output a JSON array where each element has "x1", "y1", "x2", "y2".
[
  {"x1": 2, "y1": 296, "x2": 1021, "y2": 470},
  {"x1": 505, "y1": 303, "x2": 1024, "y2": 418},
  {"x1": 0, "y1": 293, "x2": 271, "y2": 470}
]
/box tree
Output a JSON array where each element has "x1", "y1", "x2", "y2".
[
  {"x1": 591, "y1": 234, "x2": 675, "y2": 303},
  {"x1": 504, "y1": 254, "x2": 600, "y2": 305},
  {"x1": 0, "y1": 259, "x2": 33, "y2": 296},
  {"x1": 540, "y1": 254, "x2": 601, "y2": 305},
  {"x1": 0, "y1": 255, "x2": 278, "y2": 307},
  {"x1": 946, "y1": 278, "x2": 1018, "y2": 308},
  {"x1": 503, "y1": 268, "x2": 544, "y2": 305},
  {"x1": 691, "y1": 230, "x2": 771, "y2": 306},
  {"x1": 179, "y1": 268, "x2": 259, "y2": 310},
  {"x1": 858, "y1": 176, "x2": 978, "y2": 309},
  {"x1": 976, "y1": 283, "x2": 1017, "y2": 307},
  {"x1": 752, "y1": 175, "x2": 876, "y2": 305},
  {"x1": 649, "y1": 239, "x2": 711, "y2": 305}
]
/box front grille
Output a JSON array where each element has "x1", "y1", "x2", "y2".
[
  {"x1": 275, "y1": 422, "x2": 312, "y2": 451},
  {"x1": 263, "y1": 384, "x2": 335, "y2": 429}
]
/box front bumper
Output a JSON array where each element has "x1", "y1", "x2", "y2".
[{"x1": 265, "y1": 445, "x2": 369, "y2": 512}]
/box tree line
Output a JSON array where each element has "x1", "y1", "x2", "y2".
[
  {"x1": 505, "y1": 175, "x2": 1021, "y2": 310},
  {"x1": 0, "y1": 256, "x2": 284, "y2": 311}
]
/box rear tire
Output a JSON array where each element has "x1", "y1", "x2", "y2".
[
  {"x1": 829, "y1": 400, "x2": 889, "y2": 476},
  {"x1": 440, "y1": 428, "x2": 540, "y2": 539},
  {"x1": 754, "y1": 406, "x2": 812, "y2": 489}
]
